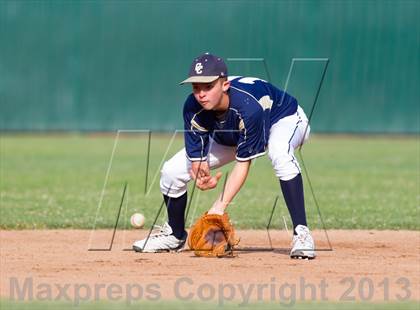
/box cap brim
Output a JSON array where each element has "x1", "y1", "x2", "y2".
[{"x1": 179, "y1": 76, "x2": 219, "y2": 85}]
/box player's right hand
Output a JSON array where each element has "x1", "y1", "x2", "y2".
[
  {"x1": 190, "y1": 161, "x2": 210, "y2": 180},
  {"x1": 193, "y1": 171, "x2": 223, "y2": 191},
  {"x1": 190, "y1": 161, "x2": 222, "y2": 191}
]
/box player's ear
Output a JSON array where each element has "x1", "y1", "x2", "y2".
[{"x1": 222, "y1": 79, "x2": 230, "y2": 92}]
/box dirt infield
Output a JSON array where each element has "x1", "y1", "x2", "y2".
[{"x1": 1, "y1": 229, "x2": 419, "y2": 305}]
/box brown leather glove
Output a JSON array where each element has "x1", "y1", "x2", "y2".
[{"x1": 188, "y1": 212, "x2": 240, "y2": 257}]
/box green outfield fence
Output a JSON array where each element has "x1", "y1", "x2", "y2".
[{"x1": 0, "y1": 1, "x2": 419, "y2": 133}]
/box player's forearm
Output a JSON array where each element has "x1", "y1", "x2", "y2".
[{"x1": 209, "y1": 160, "x2": 251, "y2": 214}]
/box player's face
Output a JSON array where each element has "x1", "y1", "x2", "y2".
[{"x1": 192, "y1": 79, "x2": 229, "y2": 111}]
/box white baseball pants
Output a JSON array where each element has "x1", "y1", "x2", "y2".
[{"x1": 160, "y1": 106, "x2": 310, "y2": 198}]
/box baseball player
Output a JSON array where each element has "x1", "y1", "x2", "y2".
[{"x1": 133, "y1": 53, "x2": 316, "y2": 259}]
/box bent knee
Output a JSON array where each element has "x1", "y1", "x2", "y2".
[
  {"x1": 269, "y1": 152, "x2": 301, "y2": 180},
  {"x1": 159, "y1": 160, "x2": 190, "y2": 197}
]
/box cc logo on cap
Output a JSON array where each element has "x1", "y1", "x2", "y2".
[{"x1": 195, "y1": 62, "x2": 203, "y2": 74}]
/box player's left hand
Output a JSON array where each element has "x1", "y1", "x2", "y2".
[{"x1": 188, "y1": 211, "x2": 239, "y2": 257}]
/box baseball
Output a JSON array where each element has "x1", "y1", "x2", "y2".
[{"x1": 130, "y1": 213, "x2": 145, "y2": 229}]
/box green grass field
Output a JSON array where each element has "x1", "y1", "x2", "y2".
[
  {"x1": 1, "y1": 133, "x2": 419, "y2": 309},
  {"x1": 0, "y1": 134, "x2": 418, "y2": 230}
]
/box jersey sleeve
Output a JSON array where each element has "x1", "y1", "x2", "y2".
[
  {"x1": 183, "y1": 95, "x2": 211, "y2": 161},
  {"x1": 236, "y1": 108, "x2": 267, "y2": 161}
]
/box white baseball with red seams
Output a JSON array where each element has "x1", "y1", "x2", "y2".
[{"x1": 130, "y1": 213, "x2": 145, "y2": 229}]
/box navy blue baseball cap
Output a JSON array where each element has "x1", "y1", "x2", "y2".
[{"x1": 180, "y1": 53, "x2": 228, "y2": 84}]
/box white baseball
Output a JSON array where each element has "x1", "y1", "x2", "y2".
[{"x1": 130, "y1": 213, "x2": 145, "y2": 229}]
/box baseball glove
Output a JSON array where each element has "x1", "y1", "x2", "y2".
[{"x1": 188, "y1": 212, "x2": 240, "y2": 257}]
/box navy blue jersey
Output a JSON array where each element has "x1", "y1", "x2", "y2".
[{"x1": 183, "y1": 76, "x2": 298, "y2": 161}]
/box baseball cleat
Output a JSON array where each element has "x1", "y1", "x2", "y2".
[
  {"x1": 133, "y1": 222, "x2": 187, "y2": 253},
  {"x1": 290, "y1": 225, "x2": 316, "y2": 259}
]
